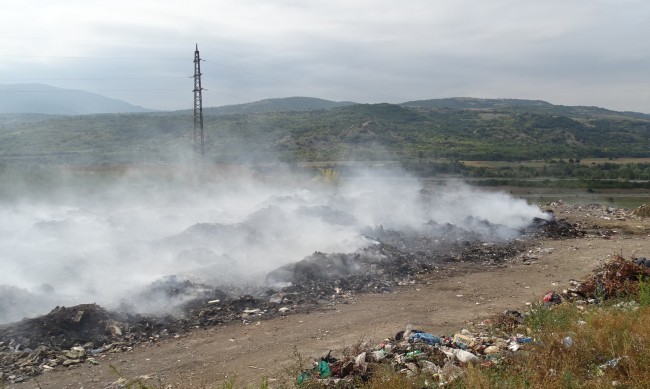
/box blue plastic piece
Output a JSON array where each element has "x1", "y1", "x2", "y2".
[{"x1": 409, "y1": 332, "x2": 442, "y2": 345}]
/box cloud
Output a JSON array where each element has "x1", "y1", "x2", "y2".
[{"x1": 1, "y1": 0, "x2": 649, "y2": 112}]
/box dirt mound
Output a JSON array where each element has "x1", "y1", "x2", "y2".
[{"x1": 527, "y1": 216, "x2": 585, "y2": 239}]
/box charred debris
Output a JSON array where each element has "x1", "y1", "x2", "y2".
[{"x1": 0, "y1": 212, "x2": 580, "y2": 383}]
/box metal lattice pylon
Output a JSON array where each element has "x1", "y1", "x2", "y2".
[{"x1": 193, "y1": 44, "x2": 205, "y2": 157}]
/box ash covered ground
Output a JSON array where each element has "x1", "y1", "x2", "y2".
[{"x1": 0, "y1": 167, "x2": 580, "y2": 382}]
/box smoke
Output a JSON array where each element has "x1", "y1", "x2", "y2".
[{"x1": 0, "y1": 165, "x2": 547, "y2": 323}]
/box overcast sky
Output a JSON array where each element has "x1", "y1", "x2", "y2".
[{"x1": 1, "y1": 0, "x2": 649, "y2": 112}]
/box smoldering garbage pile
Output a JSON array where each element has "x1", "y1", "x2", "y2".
[
  {"x1": 0, "y1": 212, "x2": 580, "y2": 383},
  {"x1": 0, "y1": 172, "x2": 578, "y2": 383}
]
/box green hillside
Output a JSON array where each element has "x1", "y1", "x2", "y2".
[
  {"x1": 201, "y1": 96, "x2": 356, "y2": 116},
  {"x1": 401, "y1": 97, "x2": 650, "y2": 120},
  {"x1": 1, "y1": 98, "x2": 649, "y2": 167}
]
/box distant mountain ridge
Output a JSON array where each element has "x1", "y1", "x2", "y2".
[
  {"x1": 400, "y1": 97, "x2": 650, "y2": 120},
  {"x1": 197, "y1": 96, "x2": 649, "y2": 120},
  {"x1": 201, "y1": 96, "x2": 356, "y2": 115},
  {"x1": 0, "y1": 84, "x2": 153, "y2": 115},
  {"x1": 400, "y1": 97, "x2": 553, "y2": 109}
]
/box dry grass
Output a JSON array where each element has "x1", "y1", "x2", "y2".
[
  {"x1": 458, "y1": 303, "x2": 650, "y2": 389},
  {"x1": 579, "y1": 254, "x2": 650, "y2": 299}
]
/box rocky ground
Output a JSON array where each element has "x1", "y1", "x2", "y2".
[{"x1": 2, "y1": 201, "x2": 650, "y2": 388}]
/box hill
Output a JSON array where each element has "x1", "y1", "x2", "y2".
[
  {"x1": 400, "y1": 97, "x2": 553, "y2": 110},
  {"x1": 401, "y1": 97, "x2": 650, "y2": 120},
  {"x1": 201, "y1": 96, "x2": 356, "y2": 115},
  {"x1": 0, "y1": 84, "x2": 153, "y2": 115},
  {"x1": 0, "y1": 98, "x2": 649, "y2": 166}
]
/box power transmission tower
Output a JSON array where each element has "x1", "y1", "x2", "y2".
[{"x1": 193, "y1": 44, "x2": 205, "y2": 158}]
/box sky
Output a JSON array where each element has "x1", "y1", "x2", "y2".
[{"x1": 1, "y1": 0, "x2": 649, "y2": 112}]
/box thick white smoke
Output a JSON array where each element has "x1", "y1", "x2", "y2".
[{"x1": 0, "y1": 166, "x2": 547, "y2": 323}]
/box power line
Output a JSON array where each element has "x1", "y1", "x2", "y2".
[
  {"x1": 1, "y1": 35, "x2": 194, "y2": 47},
  {"x1": 0, "y1": 76, "x2": 189, "y2": 82},
  {"x1": 0, "y1": 89, "x2": 185, "y2": 93},
  {"x1": 0, "y1": 54, "x2": 186, "y2": 61},
  {"x1": 1, "y1": 35, "x2": 401, "y2": 102}
]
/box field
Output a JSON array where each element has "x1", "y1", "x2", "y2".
[
  {"x1": 463, "y1": 158, "x2": 650, "y2": 168},
  {"x1": 487, "y1": 186, "x2": 650, "y2": 209}
]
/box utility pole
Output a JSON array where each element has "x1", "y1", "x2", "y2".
[{"x1": 193, "y1": 44, "x2": 205, "y2": 158}]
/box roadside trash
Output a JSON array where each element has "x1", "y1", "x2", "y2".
[
  {"x1": 452, "y1": 348, "x2": 479, "y2": 364},
  {"x1": 543, "y1": 291, "x2": 562, "y2": 304},
  {"x1": 595, "y1": 356, "x2": 627, "y2": 377},
  {"x1": 563, "y1": 336, "x2": 574, "y2": 348},
  {"x1": 599, "y1": 356, "x2": 625, "y2": 369},
  {"x1": 297, "y1": 370, "x2": 311, "y2": 385},
  {"x1": 294, "y1": 321, "x2": 531, "y2": 386},
  {"x1": 405, "y1": 350, "x2": 423, "y2": 359},
  {"x1": 354, "y1": 352, "x2": 368, "y2": 372},
  {"x1": 370, "y1": 349, "x2": 387, "y2": 361},
  {"x1": 409, "y1": 332, "x2": 442, "y2": 345},
  {"x1": 318, "y1": 360, "x2": 331, "y2": 378}
]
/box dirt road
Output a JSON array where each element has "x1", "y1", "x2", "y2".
[{"x1": 8, "y1": 205, "x2": 650, "y2": 388}]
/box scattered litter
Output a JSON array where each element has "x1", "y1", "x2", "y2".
[
  {"x1": 296, "y1": 323, "x2": 531, "y2": 386},
  {"x1": 543, "y1": 291, "x2": 562, "y2": 305},
  {"x1": 563, "y1": 336, "x2": 574, "y2": 348}
]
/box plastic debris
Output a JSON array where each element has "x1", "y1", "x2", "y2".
[
  {"x1": 599, "y1": 356, "x2": 625, "y2": 369},
  {"x1": 354, "y1": 351, "x2": 368, "y2": 372},
  {"x1": 409, "y1": 332, "x2": 442, "y2": 345},
  {"x1": 543, "y1": 291, "x2": 562, "y2": 304},
  {"x1": 517, "y1": 336, "x2": 533, "y2": 344},
  {"x1": 563, "y1": 336, "x2": 574, "y2": 348},
  {"x1": 318, "y1": 360, "x2": 331, "y2": 378},
  {"x1": 293, "y1": 322, "x2": 532, "y2": 386},
  {"x1": 452, "y1": 348, "x2": 479, "y2": 364}
]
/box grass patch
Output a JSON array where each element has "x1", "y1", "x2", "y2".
[
  {"x1": 457, "y1": 302, "x2": 650, "y2": 388},
  {"x1": 638, "y1": 276, "x2": 650, "y2": 306}
]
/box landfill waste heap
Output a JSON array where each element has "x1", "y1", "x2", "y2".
[{"x1": 0, "y1": 211, "x2": 592, "y2": 384}]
